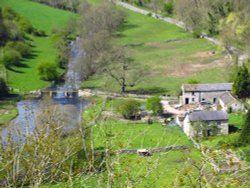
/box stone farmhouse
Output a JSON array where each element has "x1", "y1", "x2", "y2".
[
  {"x1": 180, "y1": 83, "x2": 233, "y2": 105},
  {"x1": 217, "y1": 92, "x2": 246, "y2": 112},
  {"x1": 183, "y1": 111, "x2": 229, "y2": 137}
]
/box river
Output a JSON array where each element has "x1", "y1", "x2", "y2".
[{"x1": 0, "y1": 39, "x2": 90, "y2": 144}]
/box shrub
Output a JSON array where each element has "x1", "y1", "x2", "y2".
[
  {"x1": 187, "y1": 79, "x2": 200, "y2": 84},
  {"x1": 146, "y1": 96, "x2": 163, "y2": 115},
  {"x1": 116, "y1": 99, "x2": 140, "y2": 119},
  {"x1": 0, "y1": 77, "x2": 8, "y2": 97},
  {"x1": 2, "y1": 49, "x2": 21, "y2": 67},
  {"x1": 38, "y1": 62, "x2": 59, "y2": 81},
  {"x1": 5, "y1": 41, "x2": 31, "y2": 57},
  {"x1": 164, "y1": 2, "x2": 173, "y2": 15},
  {"x1": 33, "y1": 29, "x2": 47, "y2": 37},
  {"x1": 18, "y1": 17, "x2": 33, "y2": 34}
]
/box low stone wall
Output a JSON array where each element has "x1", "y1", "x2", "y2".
[
  {"x1": 78, "y1": 89, "x2": 178, "y2": 103},
  {"x1": 114, "y1": 145, "x2": 187, "y2": 155}
]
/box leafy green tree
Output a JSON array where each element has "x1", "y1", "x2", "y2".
[
  {"x1": 5, "y1": 41, "x2": 31, "y2": 58},
  {"x1": 146, "y1": 96, "x2": 163, "y2": 115},
  {"x1": 38, "y1": 62, "x2": 59, "y2": 81},
  {"x1": 116, "y1": 99, "x2": 140, "y2": 119},
  {"x1": 232, "y1": 65, "x2": 250, "y2": 99},
  {"x1": 239, "y1": 109, "x2": 250, "y2": 145},
  {"x1": 0, "y1": 77, "x2": 8, "y2": 98},
  {"x1": 2, "y1": 49, "x2": 21, "y2": 68}
]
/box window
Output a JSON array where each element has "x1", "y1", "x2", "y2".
[{"x1": 192, "y1": 98, "x2": 195, "y2": 102}]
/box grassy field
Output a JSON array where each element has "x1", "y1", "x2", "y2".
[
  {"x1": 82, "y1": 7, "x2": 231, "y2": 95},
  {"x1": 0, "y1": 0, "x2": 76, "y2": 92},
  {"x1": 50, "y1": 122, "x2": 201, "y2": 187}
]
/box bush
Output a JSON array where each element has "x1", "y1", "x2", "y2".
[
  {"x1": 164, "y1": 2, "x2": 173, "y2": 15},
  {"x1": 33, "y1": 29, "x2": 47, "y2": 37},
  {"x1": 5, "y1": 41, "x2": 31, "y2": 57},
  {"x1": 38, "y1": 62, "x2": 59, "y2": 81},
  {"x1": 2, "y1": 49, "x2": 21, "y2": 67},
  {"x1": 18, "y1": 17, "x2": 33, "y2": 34},
  {"x1": 187, "y1": 79, "x2": 200, "y2": 84},
  {"x1": 116, "y1": 99, "x2": 140, "y2": 119},
  {"x1": 0, "y1": 77, "x2": 8, "y2": 97},
  {"x1": 146, "y1": 96, "x2": 163, "y2": 115}
]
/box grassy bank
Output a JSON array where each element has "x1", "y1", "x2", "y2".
[
  {"x1": 0, "y1": 0, "x2": 76, "y2": 92},
  {"x1": 82, "y1": 5, "x2": 231, "y2": 95},
  {"x1": 0, "y1": 101, "x2": 18, "y2": 126}
]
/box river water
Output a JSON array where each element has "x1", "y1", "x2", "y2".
[{"x1": 0, "y1": 39, "x2": 89, "y2": 143}]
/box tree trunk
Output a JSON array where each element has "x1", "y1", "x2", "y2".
[{"x1": 121, "y1": 84, "x2": 126, "y2": 93}]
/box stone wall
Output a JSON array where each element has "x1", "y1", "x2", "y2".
[{"x1": 114, "y1": 145, "x2": 187, "y2": 155}]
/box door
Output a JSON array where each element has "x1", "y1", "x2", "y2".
[{"x1": 185, "y1": 98, "x2": 189, "y2": 104}]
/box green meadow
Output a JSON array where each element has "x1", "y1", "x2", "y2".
[{"x1": 82, "y1": 7, "x2": 230, "y2": 95}]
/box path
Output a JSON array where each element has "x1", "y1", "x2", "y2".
[
  {"x1": 161, "y1": 100, "x2": 185, "y2": 115},
  {"x1": 115, "y1": 1, "x2": 248, "y2": 65}
]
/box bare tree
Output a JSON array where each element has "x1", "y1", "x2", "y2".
[{"x1": 100, "y1": 46, "x2": 146, "y2": 93}]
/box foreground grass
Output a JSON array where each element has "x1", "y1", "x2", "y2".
[
  {"x1": 82, "y1": 6, "x2": 230, "y2": 95},
  {"x1": 0, "y1": 0, "x2": 76, "y2": 92}
]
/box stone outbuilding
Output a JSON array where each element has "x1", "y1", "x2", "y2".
[
  {"x1": 180, "y1": 83, "x2": 233, "y2": 105},
  {"x1": 183, "y1": 110, "x2": 229, "y2": 137},
  {"x1": 217, "y1": 92, "x2": 246, "y2": 112}
]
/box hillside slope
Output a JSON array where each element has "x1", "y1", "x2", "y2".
[{"x1": 0, "y1": 0, "x2": 76, "y2": 91}]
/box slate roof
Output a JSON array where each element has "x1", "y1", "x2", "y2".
[
  {"x1": 218, "y1": 92, "x2": 237, "y2": 105},
  {"x1": 188, "y1": 111, "x2": 228, "y2": 122},
  {"x1": 183, "y1": 83, "x2": 233, "y2": 92}
]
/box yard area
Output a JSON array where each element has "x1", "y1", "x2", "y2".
[
  {"x1": 82, "y1": 6, "x2": 231, "y2": 95},
  {"x1": 0, "y1": 0, "x2": 76, "y2": 92}
]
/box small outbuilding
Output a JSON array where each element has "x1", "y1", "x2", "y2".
[
  {"x1": 183, "y1": 110, "x2": 229, "y2": 137},
  {"x1": 217, "y1": 92, "x2": 246, "y2": 112}
]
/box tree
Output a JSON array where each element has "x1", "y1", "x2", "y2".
[
  {"x1": 101, "y1": 46, "x2": 146, "y2": 93},
  {"x1": 77, "y1": 1, "x2": 125, "y2": 79},
  {"x1": 0, "y1": 77, "x2": 8, "y2": 98},
  {"x1": 116, "y1": 99, "x2": 140, "y2": 119},
  {"x1": 239, "y1": 109, "x2": 250, "y2": 145},
  {"x1": 2, "y1": 49, "x2": 21, "y2": 68},
  {"x1": 146, "y1": 96, "x2": 163, "y2": 115},
  {"x1": 232, "y1": 65, "x2": 250, "y2": 99},
  {"x1": 37, "y1": 62, "x2": 59, "y2": 81}
]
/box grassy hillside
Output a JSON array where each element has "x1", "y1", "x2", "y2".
[
  {"x1": 82, "y1": 7, "x2": 231, "y2": 95},
  {"x1": 0, "y1": 0, "x2": 76, "y2": 92}
]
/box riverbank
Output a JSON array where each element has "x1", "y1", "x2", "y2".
[{"x1": 0, "y1": 100, "x2": 18, "y2": 126}]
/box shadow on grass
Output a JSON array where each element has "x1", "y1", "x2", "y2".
[
  {"x1": 7, "y1": 67, "x2": 25, "y2": 73},
  {"x1": 118, "y1": 21, "x2": 138, "y2": 32}
]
